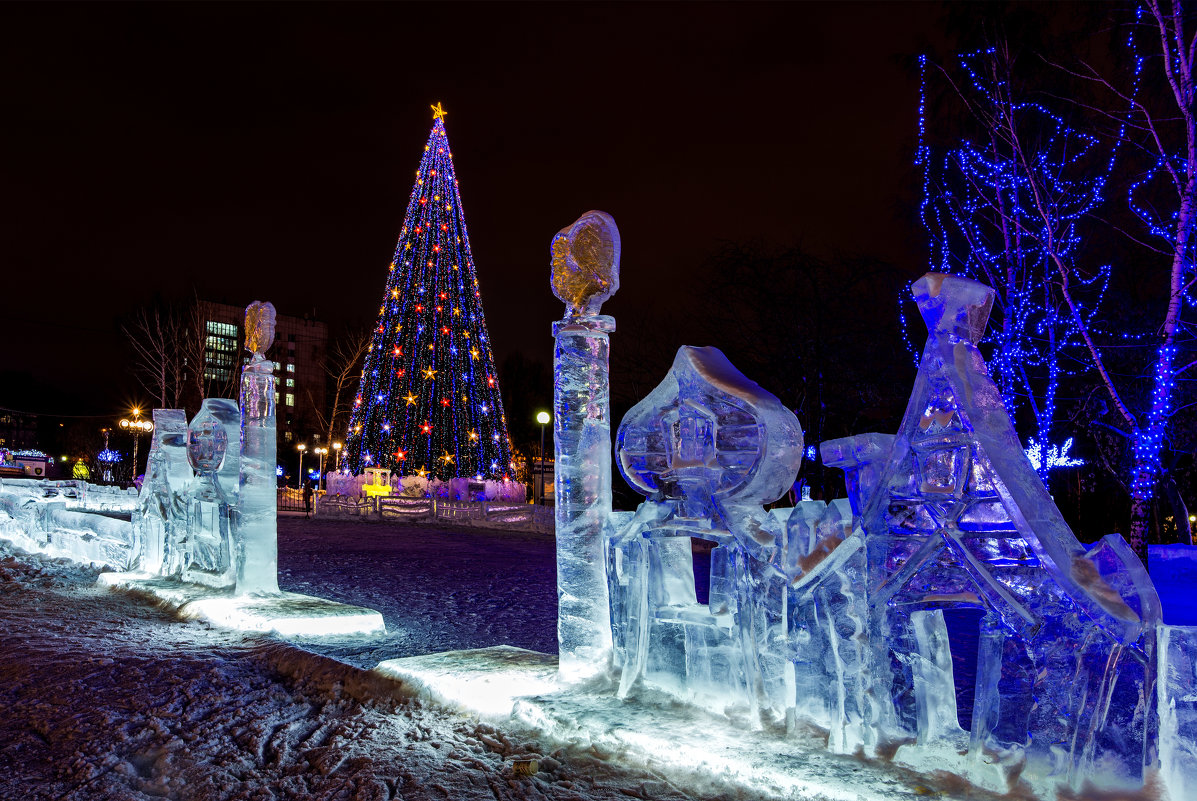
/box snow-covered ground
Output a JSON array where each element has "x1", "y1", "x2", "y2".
[
  {"x1": 273, "y1": 516, "x2": 559, "y2": 670},
  {"x1": 0, "y1": 521, "x2": 765, "y2": 801},
  {"x1": 0, "y1": 517, "x2": 1028, "y2": 801}
]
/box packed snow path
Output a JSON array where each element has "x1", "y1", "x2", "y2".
[{"x1": 0, "y1": 525, "x2": 737, "y2": 801}]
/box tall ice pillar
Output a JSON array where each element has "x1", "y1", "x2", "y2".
[
  {"x1": 550, "y1": 211, "x2": 620, "y2": 681},
  {"x1": 236, "y1": 301, "x2": 280, "y2": 594}
]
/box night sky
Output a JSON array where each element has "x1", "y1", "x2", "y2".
[{"x1": 2, "y1": 2, "x2": 951, "y2": 417}]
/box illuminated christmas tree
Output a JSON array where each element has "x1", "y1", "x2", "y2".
[{"x1": 345, "y1": 103, "x2": 512, "y2": 480}]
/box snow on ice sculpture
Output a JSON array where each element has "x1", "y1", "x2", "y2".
[
  {"x1": 849, "y1": 273, "x2": 1160, "y2": 793},
  {"x1": 551, "y1": 210, "x2": 620, "y2": 680},
  {"x1": 610, "y1": 345, "x2": 803, "y2": 722},
  {"x1": 182, "y1": 398, "x2": 239, "y2": 588}
]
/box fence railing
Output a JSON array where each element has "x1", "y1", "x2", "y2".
[{"x1": 316, "y1": 494, "x2": 553, "y2": 533}]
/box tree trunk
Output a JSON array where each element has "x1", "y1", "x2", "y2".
[{"x1": 1129, "y1": 492, "x2": 1152, "y2": 566}]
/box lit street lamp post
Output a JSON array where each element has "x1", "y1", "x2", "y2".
[
  {"x1": 118, "y1": 408, "x2": 154, "y2": 484},
  {"x1": 297, "y1": 443, "x2": 306, "y2": 490},
  {"x1": 333, "y1": 441, "x2": 342, "y2": 472},
  {"x1": 536, "y1": 411, "x2": 551, "y2": 505},
  {"x1": 315, "y1": 447, "x2": 328, "y2": 491}
]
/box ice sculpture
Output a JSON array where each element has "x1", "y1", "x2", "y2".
[
  {"x1": 547, "y1": 242, "x2": 1191, "y2": 798},
  {"x1": 131, "y1": 409, "x2": 192, "y2": 575},
  {"x1": 551, "y1": 210, "x2": 620, "y2": 680},
  {"x1": 100, "y1": 301, "x2": 383, "y2": 637},
  {"x1": 237, "y1": 301, "x2": 279, "y2": 594},
  {"x1": 183, "y1": 398, "x2": 240, "y2": 588},
  {"x1": 848, "y1": 273, "x2": 1160, "y2": 791},
  {"x1": 610, "y1": 346, "x2": 803, "y2": 722}
]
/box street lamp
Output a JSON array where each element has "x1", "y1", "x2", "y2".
[
  {"x1": 315, "y1": 447, "x2": 328, "y2": 491},
  {"x1": 536, "y1": 411, "x2": 551, "y2": 505},
  {"x1": 297, "y1": 443, "x2": 306, "y2": 490},
  {"x1": 333, "y1": 441, "x2": 343, "y2": 472},
  {"x1": 118, "y1": 408, "x2": 154, "y2": 484}
]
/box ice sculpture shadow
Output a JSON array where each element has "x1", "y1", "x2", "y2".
[
  {"x1": 564, "y1": 257, "x2": 1188, "y2": 798},
  {"x1": 101, "y1": 302, "x2": 384, "y2": 638}
]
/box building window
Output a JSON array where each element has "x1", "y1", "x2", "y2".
[
  {"x1": 286, "y1": 363, "x2": 295, "y2": 373},
  {"x1": 286, "y1": 378, "x2": 294, "y2": 388},
  {"x1": 284, "y1": 431, "x2": 293, "y2": 443},
  {"x1": 286, "y1": 393, "x2": 295, "y2": 407}
]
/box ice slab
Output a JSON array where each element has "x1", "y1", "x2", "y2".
[
  {"x1": 97, "y1": 572, "x2": 385, "y2": 638},
  {"x1": 376, "y1": 646, "x2": 560, "y2": 718},
  {"x1": 372, "y1": 646, "x2": 1022, "y2": 801}
]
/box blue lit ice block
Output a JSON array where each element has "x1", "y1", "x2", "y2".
[{"x1": 611, "y1": 345, "x2": 803, "y2": 722}]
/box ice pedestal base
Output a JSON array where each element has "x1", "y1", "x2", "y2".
[
  {"x1": 373, "y1": 646, "x2": 1035, "y2": 801},
  {"x1": 376, "y1": 646, "x2": 560, "y2": 718},
  {"x1": 97, "y1": 573, "x2": 385, "y2": 638}
]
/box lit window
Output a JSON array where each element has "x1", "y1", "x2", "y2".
[
  {"x1": 286, "y1": 393, "x2": 295, "y2": 407},
  {"x1": 286, "y1": 363, "x2": 295, "y2": 373},
  {"x1": 286, "y1": 378, "x2": 294, "y2": 388}
]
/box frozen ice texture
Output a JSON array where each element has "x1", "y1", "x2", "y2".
[
  {"x1": 244, "y1": 300, "x2": 277, "y2": 356},
  {"x1": 851, "y1": 274, "x2": 1160, "y2": 791},
  {"x1": 565, "y1": 262, "x2": 1181, "y2": 797},
  {"x1": 183, "y1": 398, "x2": 240, "y2": 588},
  {"x1": 1159, "y1": 625, "x2": 1197, "y2": 800},
  {"x1": 237, "y1": 349, "x2": 279, "y2": 595},
  {"x1": 131, "y1": 409, "x2": 192, "y2": 576},
  {"x1": 0, "y1": 479, "x2": 135, "y2": 569},
  {"x1": 610, "y1": 345, "x2": 803, "y2": 719},
  {"x1": 552, "y1": 313, "x2": 615, "y2": 680},
  {"x1": 550, "y1": 210, "x2": 622, "y2": 681}
]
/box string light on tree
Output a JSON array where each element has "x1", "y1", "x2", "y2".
[
  {"x1": 345, "y1": 103, "x2": 512, "y2": 480},
  {"x1": 914, "y1": 47, "x2": 1118, "y2": 482}
]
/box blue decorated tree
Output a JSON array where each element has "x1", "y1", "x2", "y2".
[
  {"x1": 917, "y1": 42, "x2": 1115, "y2": 483},
  {"x1": 921, "y1": 1, "x2": 1197, "y2": 554},
  {"x1": 344, "y1": 104, "x2": 513, "y2": 480},
  {"x1": 1100, "y1": 0, "x2": 1197, "y2": 547}
]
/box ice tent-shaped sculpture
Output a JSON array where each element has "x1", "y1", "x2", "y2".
[{"x1": 839, "y1": 273, "x2": 1161, "y2": 790}]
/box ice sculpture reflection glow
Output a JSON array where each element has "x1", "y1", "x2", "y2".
[{"x1": 548, "y1": 225, "x2": 1195, "y2": 799}]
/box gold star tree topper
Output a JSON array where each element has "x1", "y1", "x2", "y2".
[{"x1": 431, "y1": 102, "x2": 447, "y2": 121}]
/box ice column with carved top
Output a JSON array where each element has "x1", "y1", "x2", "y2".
[{"x1": 551, "y1": 211, "x2": 620, "y2": 680}]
